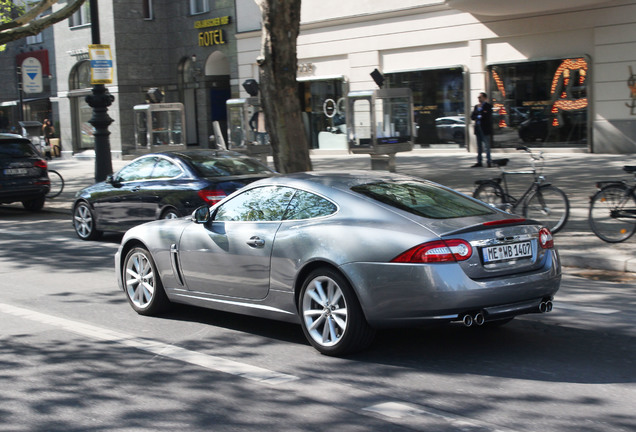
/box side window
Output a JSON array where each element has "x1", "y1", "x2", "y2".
[
  {"x1": 283, "y1": 190, "x2": 337, "y2": 220},
  {"x1": 151, "y1": 158, "x2": 182, "y2": 179},
  {"x1": 116, "y1": 157, "x2": 157, "y2": 182},
  {"x1": 215, "y1": 186, "x2": 295, "y2": 222}
]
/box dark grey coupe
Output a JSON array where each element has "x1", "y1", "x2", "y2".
[{"x1": 115, "y1": 171, "x2": 561, "y2": 356}]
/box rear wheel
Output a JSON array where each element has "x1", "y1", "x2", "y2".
[
  {"x1": 161, "y1": 208, "x2": 180, "y2": 219},
  {"x1": 22, "y1": 195, "x2": 45, "y2": 211},
  {"x1": 473, "y1": 182, "x2": 505, "y2": 210},
  {"x1": 46, "y1": 169, "x2": 64, "y2": 198},
  {"x1": 73, "y1": 201, "x2": 102, "y2": 240},
  {"x1": 589, "y1": 184, "x2": 636, "y2": 243},
  {"x1": 123, "y1": 247, "x2": 171, "y2": 315},
  {"x1": 524, "y1": 185, "x2": 569, "y2": 234},
  {"x1": 299, "y1": 267, "x2": 375, "y2": 356}
]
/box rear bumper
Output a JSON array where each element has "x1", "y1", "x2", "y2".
[
  {"x1": 340, "y1": 250, "x2": 561, "y2": 327},
  {"x1": 0, "y1": 185, "x2": 49, "y2": 204}
]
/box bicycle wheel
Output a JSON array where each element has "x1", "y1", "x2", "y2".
[
  {"x1": 46, "y1": 169, "x2": 64, "y2": 198},
  {"x1": 523, "y1": 185, "x2": 569, "y2": 234},
  {"x1": 473, "y1": 182, "x2": 506, "y2": 210},
  {"x1": 588, "y1": 184, "x2": 636, "y2": 243}
]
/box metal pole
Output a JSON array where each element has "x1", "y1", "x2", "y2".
[
  {"x1": 85, "y1": 0, "x2": 114, "y2": 182},
  {"x1": 17, "y1": 66, "x2": 24, "y2": 123}
]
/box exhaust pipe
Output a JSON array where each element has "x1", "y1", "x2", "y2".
[
  {"x1": 462, "y1": 314, "x2": 473, "y2": 327},
  {"x1": 474, "y1": 312, "x2": 485, "y2": 326},
  {"x1": 539, "y1": 300, "x2": 554, "y2": 313}
]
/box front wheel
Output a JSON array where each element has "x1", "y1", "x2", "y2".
[
  {"x1": 473, "y1": 182, "x2": 506, "y2": 210},
  {"x1": 524, "y1": 185, "x2": 569, "y2": 234},
  {"x1": 299, "y1": 268, "x2": 375, "y2": 356},
  {"x1": 73, "y1": 201, "x2": 102, "y2": 240},
  {"x1": 123, "y1": 247, "x2": 171, "y2": 315},
  {"x1": 589, "y1": 184, "x2": 636, "y2": 243}
]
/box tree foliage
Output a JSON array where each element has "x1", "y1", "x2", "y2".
[
  {"x1": 255, "y1": 0, "x2": 312, "y2": 174},
  {"x1": 0, "y1": 0, "x2": 86, "y2": 50}
]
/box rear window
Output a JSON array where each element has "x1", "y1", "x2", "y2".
[
  {"x1": 0, "y1": 140, "x2": 39, "y2": 159},
  {"x1": 351, "y1": 181, "x2": 494, "y2": 219},
  {"x1": 189, "y1": 156, "x2": 272, "y2": 177}
]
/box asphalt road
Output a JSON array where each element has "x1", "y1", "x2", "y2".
[{"x1": 1, "y1": 207, "x2": 635, "y2": 432}]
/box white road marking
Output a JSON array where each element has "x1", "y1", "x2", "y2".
[
  {"x1": 553, "y1": 302, "x2": 619, "y2": 315},
  {"x1": 0, "y1": 303, "x2": 299, "y2": 385}
]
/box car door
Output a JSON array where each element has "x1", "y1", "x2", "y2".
[
  {"x1": 93, "y1": 156, "x2": 157, "y2": 229},
  {"x1": 177, "y1": 185, "x2": 295, "y2": 300},
  {"x1": 136, "y1": 156, "x2": 186, "y2": 221}
]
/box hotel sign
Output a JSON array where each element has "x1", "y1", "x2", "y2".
[{"x1": 194, "y1": 16, "x2": 231, "y2": 47}]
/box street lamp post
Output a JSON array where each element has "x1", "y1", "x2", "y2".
[{"x1": 85, "y1": 0, "x2": 114, "y2": 182}]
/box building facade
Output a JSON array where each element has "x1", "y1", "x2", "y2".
[
  {"x1": 234, "y1": 0, "x2": 636, "y2": 154},
  {"x1": 2, "y1": 1, "x2": 635, "y2": 158}
]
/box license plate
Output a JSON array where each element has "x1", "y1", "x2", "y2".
[
  {"x1": 4, "y1": 168, "x2": 28, "y2": 175},
  {"x1": 482, "y1": 241, "x2": 532, "y2": 263}
]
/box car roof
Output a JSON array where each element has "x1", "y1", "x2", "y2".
[
  {"x1": 253, "y1": 170, "x2": 425, "y2": 191},
  {"x1": 0, "y1": 133, "x2": 31, "y2": 142}
]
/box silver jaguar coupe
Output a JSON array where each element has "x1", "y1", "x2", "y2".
[{"x1": 115, "y1": 171, "x2": 561, "y2": 356}]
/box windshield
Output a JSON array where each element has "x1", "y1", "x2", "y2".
[
  {"x1": 189, "y1": 155, "x2": 272, "y2": 177},
  {"x1": 351, "y1": 181, "x2": 494, "y2": 219}
]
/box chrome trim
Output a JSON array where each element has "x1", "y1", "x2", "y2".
[{"x1": 171, "y1": 292, "x2": 296, "y2": 315}]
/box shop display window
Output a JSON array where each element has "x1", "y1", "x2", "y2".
[
  {"x1": 386, "y1": 68, "x2": 466, "y2": 147},
  {"x1": 488, "y1": 57, "x2": 589, "y2": 148}
]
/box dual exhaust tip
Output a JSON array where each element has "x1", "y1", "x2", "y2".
[
  {"x1": 462, "y1": 312, "x2": 485, "y2": 327},
  {"x1": 461, "y1": 299, "x2": 553, "y2": 327}
]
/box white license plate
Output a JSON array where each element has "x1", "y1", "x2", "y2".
[
  {"x1": 4, "y1": 168, "x2": 28, "y2": 175},
  {"x1": 482, "y1": 241, "x2": 532, "y2": 263}
]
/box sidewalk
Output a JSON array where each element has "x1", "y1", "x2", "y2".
[{"x1": 45, "y1": 149, "x2": 636, "y2": 273}]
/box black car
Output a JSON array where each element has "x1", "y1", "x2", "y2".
[
  {"x1": 0, "y1": 133, "x2": 50, "y2": 211},
  {"x1": 72, "y1": 150, "x2": 276, "y2": 240}
]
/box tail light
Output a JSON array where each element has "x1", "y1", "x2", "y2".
[
  {"x1": 198, "y1": 189, "x2": 227, "y2": 205},
  {"x1": 482, "y1": 218, "x2": 526, "y2": 227},
  {"x1": 392, "y1": 239, "x2": 473, "y2": 263},
  {"x1": 34, "y1": 159, "x2": 48, "y2": 169},
  {"x1": 539, "y1": 227, "x2": 554, "y2": 249}
]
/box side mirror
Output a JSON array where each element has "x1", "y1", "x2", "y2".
[
  {"x1": 107, "y1": 174, "x2": 121, "y2": 187},
  {"x1": 192, "y1": 205, "x2": 211, "y2": 224}
]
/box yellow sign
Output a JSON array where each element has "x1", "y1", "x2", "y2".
[
  {"x1": 198, "y1": 30, "x2": 225, "y2": 46},
  {"x1": 88, "y1": 44, "x2": 113, "y2": 84}
]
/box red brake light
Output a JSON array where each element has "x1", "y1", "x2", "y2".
[
  {"x1": 539, "y1": 227, "x2": 554, "y2": 249},
  {"x1": 482, "y1": 218, "x2": 526, "y2": 226},
  {"x1": 392, "y1": 239, "x2": 473, "y2": 263},
  {"x1": 35, "y1": 159, "x2": 48, "y2": 169},
  {"x1": 198, "y1": 189, "x2": 227, "y2": 205}
]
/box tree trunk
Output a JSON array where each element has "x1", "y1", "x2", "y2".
[{"x1": 255, "y1": 0, "x2": 312, "y2": 174}]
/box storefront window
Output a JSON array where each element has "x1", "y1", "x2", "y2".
[
  {"x1": 488, "y1": 57, "x2": 589, "y2": 148},
  {"x1": 386, "y1": 68, "x2": 466, "y2": 147},
  {"x1": 298, "y1": 79, "x2": 347, "y2": 150}
]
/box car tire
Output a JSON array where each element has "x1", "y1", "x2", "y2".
[
  {"x1": 123, "y1": 246, "x2": 171, "y2": 316},
  {"x1": 73, "y1": 201, "x2": 103, "y2": 241},
  {"x1": 22, "y1": 195, "x2": 46, "y2": 211},
  {"x1": 299, "y1": 267, "x2": 375, "y2": 356}
]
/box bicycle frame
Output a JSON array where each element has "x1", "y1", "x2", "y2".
[{"x1": 492, "y1": 149, "x2": 547, "y2": 212}]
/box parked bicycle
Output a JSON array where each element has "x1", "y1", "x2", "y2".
[
  {"x1": 46, "y1": 169, "x2": 64, "y2": 199},
  {"x1": 588, "y1": 165, "x2": 636, "y2": 243},
  {"x1": 472, "y1": 145, "x2": 570, "y2": 233}
]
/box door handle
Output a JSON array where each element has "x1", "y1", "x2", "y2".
[
  {"x1": 131, "y1": 186, "x2": 141, "y2": 192},
  {"x1": 246, "y1": 236, "x2": 265, "y2": 248}
]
